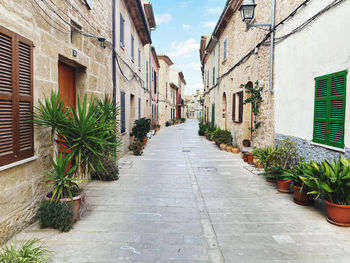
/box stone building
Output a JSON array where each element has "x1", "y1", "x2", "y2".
[
  {"x1": 157, "y1": 55, "x2": 173, "y2": 126},
  {"x1": 185, "y1": 90, "x2": 204, "y2": 119},
  {"x1": 115, "y1": 0, "x2": 156, "y2": 155},
  {"x1": 150, "y1": 46, "x2": 159, "y2": 125},
  {"x1": 274, "y1": 0, "x2": 350, "y2": 161},
  {"x1": 0, "y1": 0, "x2": 113, "y2": 244}
]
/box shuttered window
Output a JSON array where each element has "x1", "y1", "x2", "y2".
[
  {"x1": 0, "y1": 26, "x2": 34, "y2": 166},
  {"x1": 313, "y1": 70, "x2": 347, "y2": 149},
  {"x1": 232, "y1": 91, "x2": 243, "y2": 123},
  {"x1": 120, "y1": 14, "x2": 124, "y2": 46},
  {"x1": 211, "y1": 103, "x2": 215, "y2": 125},
  {"x1": 120, "y1": 91, "x2": 125, "y2": 133}
]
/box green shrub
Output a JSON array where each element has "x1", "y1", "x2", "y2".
[
  {"x1": 180, "y1": 118, "x2": 186, "y2": 123},
  {"x1": 132, "y1": 118, "x2": 151, "y2": 141},
  {"x1": 198, "y1": 122, "x2": 207, "y2": 136},
  {"x1": 212, "y1": 129, "x2": 233, "y2": 145},
  {"x1": 37, "y1": 200, "x2": 74, "y2": 232},
  {"x1": 91, "y1": 158, "x2": 119, "y2": 181},
  {"x1": 0, "y1": 239, "x2": 52, "y2": 263}
]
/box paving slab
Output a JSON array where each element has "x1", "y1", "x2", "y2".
[{"x1": 8, "y1": 119, "x2": 350, "y2": 262}]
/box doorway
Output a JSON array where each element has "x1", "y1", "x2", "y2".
[
  {"x1": 58, "y1": 62, "x2": 76, "y2": 108},
  {"x1": 222, "y1": 92, "x2": 227, "y2": 130}
]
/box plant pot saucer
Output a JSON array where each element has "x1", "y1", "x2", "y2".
[
  {"x1": 326, "y1": 217, "x2": 350, "y2": 227},
  {"x1": 293, "y1": 198, "x2": 313, "y2": 206}
]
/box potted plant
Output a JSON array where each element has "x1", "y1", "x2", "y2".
[
  {"x1": 231, "y1": 133, "x2": 239, "y2": 154},
  {"x1": 247, "y1": 152, "x2": 254, "y2": 164},
  {"x1": 242, "y1": 151, "x2": 248, "y2": 162},
  {"x1": 300, "y1": 158, "x2": 350, "y2": 226},
  {"x1": 252, "y1": 148, "x2": 266, "y2": 168},
  {"x1": 132, "y1": 141, "x2": 144, "y2": 156},
  {"x1": 243, "y1": 139, "x2": 251, "y2": 147},
  {"x1": 213, "y1": 129, "x2": 233, "y2": 150},
  {"x1": 156, "y1": 124, "x2": 160, "y2": 132},
  {"x1": 284, "y1": 162, "x2": 313, "y2": 205},
  {"x1": 166, "y1": 121, "x2": 171, "y2": 127}
]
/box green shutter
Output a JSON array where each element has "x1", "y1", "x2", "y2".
[
  {"x1": 212, "y1": 67, "x2": 215, "y2": 85},
  {"x1": 313, "y1": 70, "x2": 347, "y2": 148},
  {"x1": 211, "y1": 103, "x2": 215, "y2": 126}
]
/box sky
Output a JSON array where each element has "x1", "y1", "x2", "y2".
[{"x1": 150, "y1": 0, "x2": 226, "y2": 95}]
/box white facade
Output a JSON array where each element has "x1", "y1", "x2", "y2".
[{"x1": 274, "y1": 0, "x2": 350, "y2": 158}]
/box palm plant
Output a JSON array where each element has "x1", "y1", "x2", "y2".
[
  {"x1": 45, "y1": 153, "x2": 80, "y2": 203},
  {"x1": 300, "y1": 158, "x2": 350, "y2": 205},
  {"x1": 283, "y1": 161, "x2": 306, "y2": 188}
]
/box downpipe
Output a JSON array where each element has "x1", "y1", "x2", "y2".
[{"x1": 269, "y1": 0, "x2": 276, "y2": 94}]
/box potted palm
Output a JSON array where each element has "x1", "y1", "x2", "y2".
[
  {"x1": 300, "y1": 158, "x2": 350, "y2": 226},
  {"x1": 284, "y1": 162, "x2": 313, "y2": 205}
]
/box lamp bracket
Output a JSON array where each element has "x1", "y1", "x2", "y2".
[{"x1": 246, "y1": 23, "x2": 272, "y2": 30}]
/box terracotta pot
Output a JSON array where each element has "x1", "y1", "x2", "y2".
[
  {"x1": 220, "y1": 143, "x2": 227, "y2": 150},
  {"x1": 156, "y1": 128, "x2": 160, "y2": 132},
  {"x1": 247, "y1": 154, "x2": 254, "y2": 164},
  {"x1": 293, "y1": 185, "x2": 313, "y2": 206},
  {"x1": 232, "y1": 148, "x2": 239, "y2": 154},
  {"x1": 243, "y1": 140, "x2": 251, "y2": 147},
  {"x1": 243, "y1": 153, "x2": 248, "y2": 162},
  {"x1": 226, "y1": 146, "x2": 233, "y2": 152},
  {"x1": 266, "y1": 177, "x2": 277, "y2": 183},
  {"x1": 45, "y1": 192, "x2": 84, "y2": 222},
  {"x1": 277, "y1": 179, "x2": 292, "y2": 193},
  {"x1": 324, "y1": 200, "x2": 350, "y2": 226},
  {"x1": 143, "y1": 138, "x2": 148, "y2": 145}
]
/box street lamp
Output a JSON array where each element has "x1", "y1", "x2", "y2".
[{"x1": 239, "y1": 0, "x2": 271, "y2": 30}]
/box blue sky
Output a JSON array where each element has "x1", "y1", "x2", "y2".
[{"x1": 150, "y1": 0, "x2": 226, "y2": 95}]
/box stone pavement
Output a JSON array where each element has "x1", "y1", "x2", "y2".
[{"x1": 13, "y1": 120, "x2": 350, "y2": 262}]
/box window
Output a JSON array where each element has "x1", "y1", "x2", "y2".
[
  {"x1": 138, "y1": 48, "x2": 141, "y2": 69},
  {"x1": 223, "y1": 38, "x2": 227, "y2": 61},
  {"x1": 212, "y1": 67, "x2": 215, "y2": 85},
  {"x1": 232, "y1": 91, "x2": 243, "y2": 123},
  {"x1": 313, "y1": 70, "x2": 347, "y2": 148},
  {"x1": 154, "y1": 70, "x2": 157, "y2": 94},
  {"x1": 120, "y1": 14, "x2": 124, "y2": 46},
  {"x1": 207, "y1": 70, "x2": 209, "y2": 87},
  {"x1": 120, "y1": 91, "x2": 125, "y2": 133},
  {"x1": 138, "y1": 98, "x2": 141, "y2": 119},
  {"x1": 0, "y1": 26, "x2": 34, "y2": 166},
  {"x1": 131, "y1": 34, "x2": 134, "y2": 61},
  {"x1": 83, "y1": 0, "x2": 92, "y2": 9}
]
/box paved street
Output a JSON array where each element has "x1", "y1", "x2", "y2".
[{"x1": 16, "y1": 120, "x2": 350, "y2": 262}]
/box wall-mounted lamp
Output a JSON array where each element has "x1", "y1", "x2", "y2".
[{"x1": 239, "y1": 0, "x2": 271, "y2": 30}]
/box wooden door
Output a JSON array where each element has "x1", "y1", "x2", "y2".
[{"x1": 58, "y1": 62, "x2": 76, "y2": 109}]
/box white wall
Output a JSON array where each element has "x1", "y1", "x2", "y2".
[{"x1": 274, "y1": 0, "x2": 350, "y2": 146}]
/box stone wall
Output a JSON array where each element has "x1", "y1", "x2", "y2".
[
  {"x1": 275, "y1": 134, "x2": 350, "y2": 163},
  {"x1": 0, "y1": 0, "x2": 113, "y2": 244}
]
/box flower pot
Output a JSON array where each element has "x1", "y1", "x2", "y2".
[
  {"x1": 143, "y1": 138, "x2": 148, "y2": 145},
  {"x1": 265, "y1": 177, "x2": 277, "y2": 183},
  {"x1": 277, "y1": 179, "x2": 292, "y2": 193},
  {"x1": 324, "y1": 200, "x2": 350, "y2": 227},
  {"x1": 293, "y1": 185, "x2": 313, "y2": 206},
  {"x1": 247, "y1": 154, "x2": 254, "y2": 164},
  {"x1": 226, "y1": 146, "x2": 233, "y2": 152},
  {"x1": 243, "y1": 153, "x2": 248, "y2": 162},
  {"x1": 243, "y1": 140, "x2": 251, "y2": 147},
  {"x1": 45, "y1": 192, "x2": 84, "y2": 222},
  {"x1": 232, "y1": 148, "x2": 239, "y2": 154},
  {"x1": 220, "y1": 143, "x2": 227, "y2": 151},
  {"x1": 156, "y1": 128, "x2": 160, "y2": 132}
]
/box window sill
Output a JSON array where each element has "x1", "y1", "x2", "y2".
[
  {"x1": 222, "y1": 58, "x2": 227, "y2": 64},
  {"x1": 0, "y1": 156, "x2": 39, "y2": 172},
  {"x1": 310, "y1": 142, "x2": 345, "y2": 153}
]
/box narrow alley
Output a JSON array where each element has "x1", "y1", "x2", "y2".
[{"x1": 16, "y1": 120, "x2": 350, "y2": 262}]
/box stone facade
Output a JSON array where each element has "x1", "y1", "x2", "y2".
[
  {"x1": 158, "y1": 55, "x2": 172, "y2": 126},
  {"x1": 0, "y1": 0, "x2": 113, "y2": 244},
  {"x1": 201, "y1": 0, "x2": 307, "y2": 149}
]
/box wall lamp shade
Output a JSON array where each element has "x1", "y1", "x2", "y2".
[{"x1": 239, "y1": 0, "x2": 257, "y2": 24}]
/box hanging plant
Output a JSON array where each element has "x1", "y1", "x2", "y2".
[{"x1": 240, "y1": 80, "x2": 263, "y2": 134}]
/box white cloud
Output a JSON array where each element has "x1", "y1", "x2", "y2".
[
  {"x1": 155, "y1": 13, "x2": 172, "y2": 24},
  {"x1": 182, "y1": 24, "x2": 191, "y2": 30},
  {"x1": 179, "y1": 1, "x2": 192, "y2": 8},
  {"x1": 177, "y1": 62, "x2": 201, "y2": 71},
  {"x1": 201, "y1": 21, "x2": 217, "y2": 29},
  {"x1": 206, "y1": 6, "x2": 222, "y2": 15},
  {"x1": 185, "y1": 82, "x2": 203, "y2": 95},
  {"x1": 167, "y1": 38, "x2": 199, "y2": 59}
]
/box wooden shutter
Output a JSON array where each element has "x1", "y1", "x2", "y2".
[
  {"x1": 0, "y1": 30, "x2": 14, "y2": 166},
  {"x1": 328, "y1": 72, "x2": 346, "y2": 148},
  {"x1": 313, "y1": 71, "x2": 347, "y2": 148},
  {"x1": 238, "y1": 91, "x2": 243, "y2": 123},
  {"x1": 211, "y1": 103, "x2": 215, "y2": 125},
  {"x1": 0, "y1": 26, "x2": 33, "y2": 166},
  {"x1": 232, "y1": 93, "x2": 236, "y2": 121}
]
